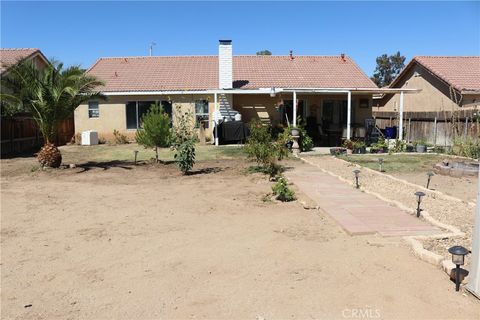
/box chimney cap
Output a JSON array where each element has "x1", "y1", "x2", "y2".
[{"x1": 219, "y1": 40, "x2": 232, "y2": 45}]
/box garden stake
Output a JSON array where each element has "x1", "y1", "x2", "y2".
[
  {"x1": 134, "y1": 150, "x2": 139, "y2": 165},
  {"x1": 426, "y1": 171, "x2": 434, "y2": 189}
]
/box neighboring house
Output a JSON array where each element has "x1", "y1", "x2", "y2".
[
  {"x1": 77, "y1": 40, "x2": 387, "y2": 146},
  {"x1": 0, "y1": 48, "x2": 49, "y2": 75},
  {"x1": 0, "y1": 48, "x2": 74, "y2": 155},
  {"x1": 373, "y1": 56, "x2": 480, "y2": 145}
]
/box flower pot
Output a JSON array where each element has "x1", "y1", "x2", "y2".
[
  {"x1": 353, "y1": 146, "x2": 366, "y2": 154},
  {"x1": 406, "y1": 144, "x2": 414, "y2": 152},
  {"x1": 290, "y1": 128, "x2": 300, "y2": 136},
  {"x1": 416, "y1": 144, "x2": 427, "y2": 153}
]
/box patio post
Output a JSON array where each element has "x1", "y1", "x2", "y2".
[
  {"x1": 293, "y1": 91, "x2": 297, "y2": 127},
  {"x1": 467, "y1": 168, "x2": 480, "y2": 299},
  {"x1": 347, "y1": 91, "x2": 351, "y2": 140},
  {"x1": 399, "y1": 91, "x2": 404, "y2": 141},
  {"x1": 214, "y1": 92, "x2": 219, "y2": 146}
]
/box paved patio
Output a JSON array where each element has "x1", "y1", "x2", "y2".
[{"x1": 285, "y1": 163, "x2": 440, "y2": 237}]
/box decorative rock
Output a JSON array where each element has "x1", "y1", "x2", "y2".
[{"x1": 69, "y1": 164, "x2": 76, "y2": 169}]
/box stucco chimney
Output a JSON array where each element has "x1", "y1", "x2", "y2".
[{"x1": 219, "y1": 40, "x2": 233, "y2": 89}]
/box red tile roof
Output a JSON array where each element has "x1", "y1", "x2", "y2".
[
  {"x1": 87, "y1": 55, "x2": 377, "y2": 92},
  {"x1": 393, "y1": 56, "x2": 480, "y2": 92},
  {"x1": 0, "y1": 48, "x2": 41, "y2": 74}
]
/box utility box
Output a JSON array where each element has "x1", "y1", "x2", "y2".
[{"x1": 81, "y1": 130, "x2": 99, "y2": 146}]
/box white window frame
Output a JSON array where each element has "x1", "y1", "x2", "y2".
[
  {"x1": 195, "y1": 100, "x2": 209, "y2": 128},
  {"x1": 88, "y1": 101, "x2": 99, "y2": 118}
]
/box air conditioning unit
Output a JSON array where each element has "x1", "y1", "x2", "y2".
[{"x1": 81, "y1": 130, "x2": 99, "y2": 146}]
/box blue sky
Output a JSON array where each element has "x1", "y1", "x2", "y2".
[{"x1": 1, "y1": 1, "x2": 479, "y2": 75}]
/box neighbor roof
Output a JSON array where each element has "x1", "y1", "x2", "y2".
[
  {"x1": 0, "y1": 48, "x2": 47, "y2": 74},
  {"x1": 391, "y1": 56, "x2": 480, "y2": 93},
  {"x1": 87, "y1": 55, "x2": 377, "y2": 92}
]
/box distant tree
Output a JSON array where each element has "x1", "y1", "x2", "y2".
[
  {"x1": 371, "y1": 51, "x2": 406, "y2": 87},
  {"x1": 135, "y1": 102, "x2": 172, "y2": 163},
  {"x1": 256, "y1": 50, "x2": 272, "y2": 56}
]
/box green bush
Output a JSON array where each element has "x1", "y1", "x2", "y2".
[
  {"x1": 245, "y1": 119, "x2": 288, "y2": 176},
  {"x1": 452, "y1": 137, "x2": 480, "y2": 159},
  {"x1": 135, "y1": 102, "x2": 172, "y2": 162},
  {"x1": 175, "y1": 139, "x2": 196, "y2": 174},
  {"x1": 172, "y1": 109, "x2": 196, "y2": 174},
  {"x1": 272, "y1": 177, "x2": 296, "y2": 202}
]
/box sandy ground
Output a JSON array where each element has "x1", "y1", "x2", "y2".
[
  {"x1": 1, "y1": 158, "x2": 479, "y2": 319},
  {"x1": 391, "y1": 171, "x2": 477, "y2": 203}
]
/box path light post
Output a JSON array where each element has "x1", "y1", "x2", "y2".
[
  {"x1": 378, "y1": 158, "x2": 384, "y2": 172},
  {"x1": 448, "y1": 246, "x2": 469, "y2": 291},
  {"x1": 134, "y1": 150, "x2": 139, "y2": 165},
  {"x1": 353, "y1": 169, "x2": 360, "y2": 189},
  {"x1": 426, "y1": 171, "x2": 434, "y2": 189},
  {"x1": 414, "y1": 191, "x2": 426, "y2": 217}
]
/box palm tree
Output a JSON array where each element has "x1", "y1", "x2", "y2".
[{"x1": 1, "y1": 59, "x2": 105, "y2": 167}]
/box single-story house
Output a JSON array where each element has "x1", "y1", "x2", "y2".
[
  {"x1": 77, "y1": 40, "x2": 416, "y2": 146},
  {"x1": 373, "y1": 56, "x2": 480, "y2": 144}
]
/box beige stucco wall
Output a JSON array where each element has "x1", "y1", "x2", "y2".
[
  {"x1": 75, "y1": 93, "x2": 373, "y2": 142},
  {"x1": 75, "y1": 94, "x2": 216, "y2": 141},
  {"x1": 375, "y1": 63, "x2": 480, "y2": 113}
]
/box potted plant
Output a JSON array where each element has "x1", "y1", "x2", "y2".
[
  {"x1": 370, "y1": 138, "x2": 388, "y2": 153},
  {"x1": 414, "y1": 140, "x2": 427, "y2": 153},
  {"x1": 352, "y1": 141, "x2": 367, "y2": 154}
]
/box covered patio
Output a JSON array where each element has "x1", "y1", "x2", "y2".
[{"x1": 211, "y1": 87, "x2": 420, "y2": 147}]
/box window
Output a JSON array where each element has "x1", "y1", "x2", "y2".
[
  {"x1": 126, "y1": 101, "x2": 173, "y2": 129},
  {"x1": 88, "y1": 101, "x2": 99, "y2": 118},
  {"x1": 195, "y1": 100, "x2": 209, "y2": 128}
]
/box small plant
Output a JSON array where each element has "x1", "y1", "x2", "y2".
[
  {"x1": 113, "y1": 129, "x2": 129, "y2": 144},
  {"x1": 390, "y1": 139, "x2": 405, "y2": 153},
  {"x1": 370, "y1": 138, "x2": 388, "y2": 153},
  {"x1": 135, "y1": 102, "x2": 172, "y2": 163},
  {"x1": 452, "y1": 137, "x2": 480, "y2": 159},
  {"x1": 175, "y1": 139, "x2": 196, "y2": 174},
  {"x1": 244, "y1": 119, "x2": 289, "y2": 177},
  {"x1": 98, "y1": 136, "x2": 107, "y2": 145},
  {"x1": 172, "y1": 109, "x2": 196, "y2": 174},
  {"x1": 272, "y1": 177, "x2": 296, "y2": 202}
]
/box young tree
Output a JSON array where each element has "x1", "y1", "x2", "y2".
[
  {"x1": 256, "y1": 50, "x2": 272, "y2": 55},
  {"x1": 172, "y1": 109, "x2": 196, "y2": 174},
  {"x1": 371, "y1": 51, "x2": 406, "y2": 87},
  {"x1": 0, "y1": 59, "x2": 105, "y2": 167},
  {"x1": 135, "y1": 102, "x2": 172, "y2": 163}
]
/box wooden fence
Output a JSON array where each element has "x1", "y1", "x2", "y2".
[
  {"x1": 1, "y1": 115, "x2": 74, "y2": 156},
  {"x1": 373, "y1": 109, "x2": 479, "y2": 146}
]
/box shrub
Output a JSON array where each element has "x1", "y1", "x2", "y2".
[
  {"x1": 135, "y1": 102, "x2": 172, "y2": 162},
  {"x1": 172, "y1": 109, "x2": 196, "y2": 174},
  {"x1": 452, "y1": 137, "x2": 480, "y2": 159},
  {"x1": 175, "y1": 139, "x2": 196, "y2": 174},
  {"x1": 245, "y1": 119, "x2": 289, "y2": 177},
  {"x1": 113, "y1": 129, "x2": 129, "y2": 144},
  {"x1": 272, "y1": 177, "x2": 296, "y2": 202}
]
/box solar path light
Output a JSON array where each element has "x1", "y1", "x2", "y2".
[
  {"x1": 426, "y1": 171, "x2": 434, "y2": 189},
  {"x1": 414, "y1": 191, "x2": 426, "y2": 217},
  {"x1": 448, "y1": 246, "x2": 469, "y2": 291},
  {"x1": 353, "y1": 169, "x2": 360, "y2": 189}
]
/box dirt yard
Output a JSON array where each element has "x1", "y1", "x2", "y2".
[{"x1": 1, "y1": 147, "x2": 479, "y2": 319}]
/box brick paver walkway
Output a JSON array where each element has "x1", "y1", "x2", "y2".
[{"x1": 285, "y1": 163, "x2": 439, "y2": 237}]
